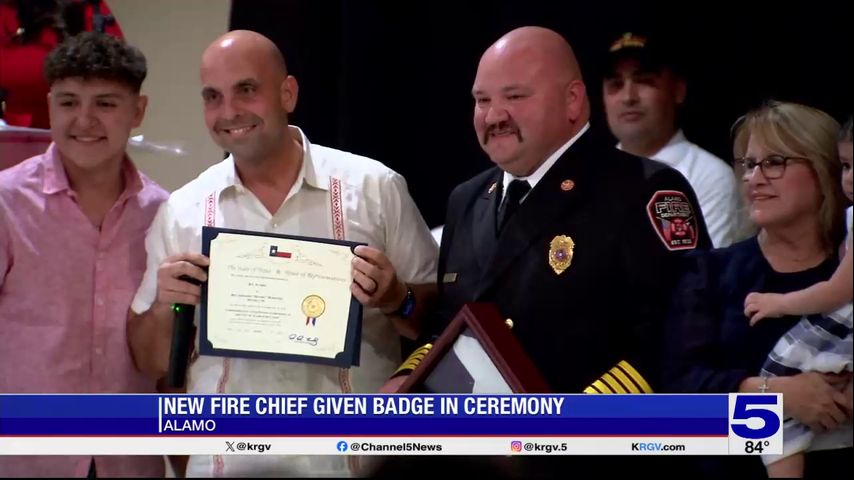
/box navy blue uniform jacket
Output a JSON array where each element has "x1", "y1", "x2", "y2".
[{"x1": 431, "y1": 128, "x2": 712, "y2": 393}]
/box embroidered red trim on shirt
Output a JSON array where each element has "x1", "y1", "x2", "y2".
[
  {"x1": 212, "y1": 455, "x2": 225, "y2": 477},
  {"x1": 205, "y1": 191, "x2": 229, "y2": 478},
  {"x1": 338, "y1": 368, "x2": 353, "y2": 394},
  {"x1": 330, "y1": 178, "x2": 352, "y2": 393},
  {"x1": 205, "y1": 193, "x2": 216, "y2": 228},
  {"x1": 212, "y1": 355, "x2": 231, "y2": 477},
  {"x1": 215, "y1": 358, "x2": 232, "y2": 393},
  {"x1": 339, "y1": 367, "x2": 360, "y2": 475},
  {"x1": 330, "y1": 177, "x2": 345, "y2": 241}
]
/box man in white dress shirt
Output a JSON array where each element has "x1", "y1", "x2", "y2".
[
  {"x1": 127, "y1": 30, "x2": 438, "y2": 477},
  {"x1": 603, "y1": 32, "x2": 741, "y2": 247}
]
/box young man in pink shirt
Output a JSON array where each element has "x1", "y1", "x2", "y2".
[{"x1": 0, "y1": 32, "x2": 167, "y2": 477}]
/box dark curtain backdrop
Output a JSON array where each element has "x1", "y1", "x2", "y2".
[{"x1": 230, "y1": 0, "x2": 853, "y2": 228}]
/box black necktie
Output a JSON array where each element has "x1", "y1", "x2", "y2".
[{"x1": 497, "y1": 179, "x2": 531, "y2": 233}]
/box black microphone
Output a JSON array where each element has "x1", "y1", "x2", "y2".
[
  {"x1": 0, "y1": 87, "x2": 7, "y2": 120},
  {"x1": 167, "y1": 275, "x2": 202, "y2": 388}
]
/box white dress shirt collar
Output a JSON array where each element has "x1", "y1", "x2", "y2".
[{"x1": 501, "y1": 122, "x2": 590, "y2": 201}]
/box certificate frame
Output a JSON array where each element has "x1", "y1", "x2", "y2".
[
  {"x1": 397, "y1": 303, "x2": 550, "y2": 393},
  {"x1": 199, "y1": 226, "x2": 363, "y2": 368}
]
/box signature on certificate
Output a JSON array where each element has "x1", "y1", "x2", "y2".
[{"x1": 288, "y1": 334, "x2": 319, "y2": 346}]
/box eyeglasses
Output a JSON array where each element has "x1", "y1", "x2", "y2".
[{"x1": 735, "y1": 155, "x2": 809, "y2": 180}]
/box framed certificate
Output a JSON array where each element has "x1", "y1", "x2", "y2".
[
  {"x1": 199, "y1": 226, "x2": 364, "y2": 368},
  {"x1": 397, "y1": 303, "x2": 550, "y2": 393}
]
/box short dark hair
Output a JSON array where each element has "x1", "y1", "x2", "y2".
[
  {"x1": 840, "y1": 116, "x2": 853, "y2": 143},
  {"x1": 44, "y1": 31, "x2": 147, "y2": 92}
]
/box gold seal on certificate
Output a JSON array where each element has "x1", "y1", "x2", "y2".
[
  {"x1": 302, "y1": 294, "x2": 326, "y2": 326},
  {"x1": 199, "y1": 227, "x2": 364, "y2": 367}
]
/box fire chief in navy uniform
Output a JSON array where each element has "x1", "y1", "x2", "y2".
[{"x1": 358, "y1": 27, "x2": 712, "y2": 396}]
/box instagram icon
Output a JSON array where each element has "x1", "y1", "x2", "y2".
[{"x1": 510, "y1": 441, "x2": 522, "y2": 452}]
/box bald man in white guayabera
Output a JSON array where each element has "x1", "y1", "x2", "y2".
[{"x1": 127, "y1": 30, "x2": 438, "y2": 477}]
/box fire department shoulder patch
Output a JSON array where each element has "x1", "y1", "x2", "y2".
[{"x1": 646, "y1": 190, "x2": 699, "y2": 251}]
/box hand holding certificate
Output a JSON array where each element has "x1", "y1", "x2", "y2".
[{"x1": 200, "y1": 227, "x2": 363, "y2": 367}]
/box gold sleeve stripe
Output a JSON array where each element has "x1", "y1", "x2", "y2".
[
  {"x1": 616, "y1": 360, "x2": 653, "y2": 394},
  {"x1": 583, "y1": 384, "x2": 602, "y2": 394},
  {"x1": 601, "y1": 372, "x2": 628, "y2": 394},
  {"x1": 393, "y1": 344, "x2": 432, "y2": 376},
  {"x1": 584, "y1": 360, "x2": 653, "y2": 394},
  {"x1": 607, "y1": 366, "x2": 641, "y2": 394},
  {"x1": 400, "y1": 352, "x2": 428, "y2": 365},
  {"x1": 395, "y1": 360, "x2": 424, "y2": 374},
  {"x1": 591, "y1": 379, "x2": 614, "y2": 394}
]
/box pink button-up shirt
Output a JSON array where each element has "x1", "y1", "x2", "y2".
[{"x1": 0, "y1": 144, "x2": 168, "y2": 477}]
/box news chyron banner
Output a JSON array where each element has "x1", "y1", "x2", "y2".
[{"x1": 0, "y1": 394, "x2": 782, "y2": 456}]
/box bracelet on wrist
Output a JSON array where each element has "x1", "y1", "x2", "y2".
[{"x1": 391, "y1": 284, "x2": 415, "y2": 318}]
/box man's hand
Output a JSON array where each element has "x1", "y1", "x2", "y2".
[
  {"x1": 129, "y1": 252, "x2": 208, "y2": 380},
  {"x1": 156, "y1": 253, "x2": 210, "y2": 307},
  {"x1": 744, "y1": 292, "x2": 788, "y2": 326},
  {"x1": 351, "y1": 245, "x2": 407, "y2": 313}
]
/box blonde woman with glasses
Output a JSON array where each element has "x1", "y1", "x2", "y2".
[
  {"x1": 744, "y1": 115, "x2": 853, "y2": 477},
  {"x1": 665, "y1": 102, "x2": 851, "y2": 478}
]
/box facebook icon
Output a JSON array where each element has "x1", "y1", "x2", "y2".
[{"x1": 336, "y1": 441, "x2": 348, "y2": 452}]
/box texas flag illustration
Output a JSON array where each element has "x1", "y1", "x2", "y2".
[{"x1": 269, "y1": 245, "x2": 292, "y2": 259}]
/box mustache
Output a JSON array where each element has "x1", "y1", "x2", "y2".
[
  {"x1": 483, "y1": 121, "x2": 523, "y2": 144},
  {"x1": 214, "y1": 115, "x2": 261, "y2": 131}
]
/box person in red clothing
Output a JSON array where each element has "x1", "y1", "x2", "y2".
[{"x1": 0, "y1": 0, "x2": 123, "y2": 128}]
